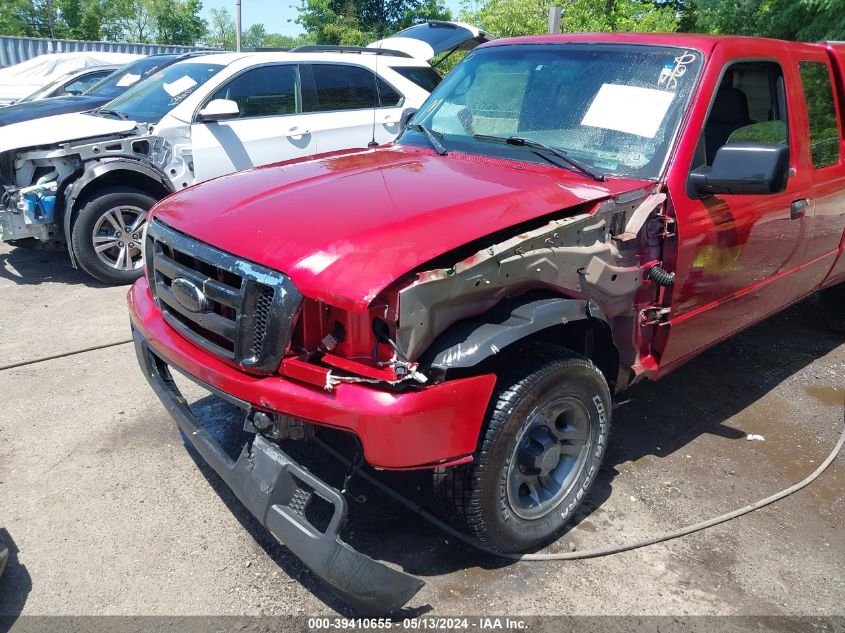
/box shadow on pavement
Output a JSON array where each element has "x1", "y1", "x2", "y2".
[
  {"x1": 0, "y1": 245, "x2": 106, "y2": 288},
  {"x1": 0, "y1": 528, "x2": 33, "y2": 631},
  {"x1": 181, "y1": 295, "x2": 843, "y2": 614}
]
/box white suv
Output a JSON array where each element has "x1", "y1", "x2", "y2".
[{"x1": 0, "y1": 21, "x2": 489, "y2": 283}]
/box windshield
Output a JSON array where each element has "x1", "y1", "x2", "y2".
[
  {"x1": 86, "y1": 56, "x2": 178, "y2": 100},
  {"x1": 16, "y1": 76, "x2": 67, "y2": 103},
  {"x1": 101, "y1": 62, "x2": 224, "y2": 123},
  {"x1": 401, "y1": 43, "x2": 702, "y2": 180}
]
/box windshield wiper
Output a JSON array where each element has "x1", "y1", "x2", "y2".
[
  {"x1": 94, "y1": 108, "x2": 129, "y2": 120},
  {"x1": 409, "y1": 123, "x2": 447, "y2": 156},
  {"x1": 473, "y1": 134, "x2": 605, "y2": 182}
]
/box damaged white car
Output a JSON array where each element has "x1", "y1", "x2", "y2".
[{"x1": 0, "y1": 21, "x2": 490, "y2": 284}]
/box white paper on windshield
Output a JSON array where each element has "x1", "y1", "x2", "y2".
[
  {"x1": 116, "y1": 73, "x2": 141, "y2": 87},
  {"x1": 581, "y1": 84, "x2": 675, "y2": 139},
  {"x1": 163, "y1": 75, "x2": 197, "y2": 97}
]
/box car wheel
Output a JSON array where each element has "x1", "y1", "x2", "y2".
[
  {"x1": 71, "y1": 186, "x2": 156, "y2": 285},
  {"x1": 434, "y1": 344, "x2": 611, "y2": 553},
  {"x1": 820, "y1": 283, "x2": 844, "y2": 332}
]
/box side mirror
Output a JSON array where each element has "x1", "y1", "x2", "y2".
[
  {"x1": 198, "y1": 99, "x2": 240, "y2": 123},
  {"x1": 690, "y1": 143, "x2": 789, "y2": 196},
  {"x1": 399, "y1": 107, "x2": 418, "y2": 132}
]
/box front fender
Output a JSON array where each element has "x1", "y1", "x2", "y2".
[{"x1": 63, "y1": 158, "x2": 173, "y2": 265}]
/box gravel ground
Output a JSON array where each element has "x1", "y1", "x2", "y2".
[{"x1": 0, "y1": 243, "x2": 843, "y2": 623}]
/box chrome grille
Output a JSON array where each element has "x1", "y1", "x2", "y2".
[{"x1": 145, "y1": 219, "x2": 302, "y2": 373}]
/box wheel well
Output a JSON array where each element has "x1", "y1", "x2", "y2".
[
  {"x1": 448, "y1": 319, "x2": 620, "y2": 392},
  {"x1": 500, "y1": 321, "x2": 619, "y2": 389},
  {"x1": 70, "y1": 170, "x2": 168, "y2": 220}
]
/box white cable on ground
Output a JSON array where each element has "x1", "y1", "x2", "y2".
[{"x1": 316, "y1": 409, "x2": 844, "y2": 560}]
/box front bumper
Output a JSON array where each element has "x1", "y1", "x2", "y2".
[
  {"x1": 128, "y1": 278, "x2": 496, "y2": 469},
  {"x1": 134, "y1": 329, "x2": 425, "y2": 614}
]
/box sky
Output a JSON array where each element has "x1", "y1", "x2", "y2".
[{"x1": 200, "y1": 0, "x2": 465, "y2": 37}]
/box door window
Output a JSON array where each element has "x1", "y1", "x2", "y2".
[
  {"x1": 695, "y1": 61, "x2": 788, "y2": 168},
  {"x1": 377, "y1": 77, "x2": 403, "y2": 107},
  {"x1": 312, "y1": 64, "x2": 385, "y2": 111},
  {"x1": 64, "y1": 70, "x2": 112, "y2": 95},
  {"x1": 211, "y1": 65, "x2": 301, "y2": 118},
  {"x1": 798, "y1": 61, "x2": 840, "y2": 168}
]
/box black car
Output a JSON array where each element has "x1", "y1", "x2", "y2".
[{"x1": 0, "y1": 52, "x2": 216, "y2": 127}]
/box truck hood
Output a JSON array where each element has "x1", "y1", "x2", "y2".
[
  {"x1": 0, "y1": 111, "x2": 138, "y2": 153},
  {"x1": 152, "y1": 146, "x2": 651, "y2": 312}
]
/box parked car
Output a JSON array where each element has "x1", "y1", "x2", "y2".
[
  {"x1": 0, "y1": 52, "x2": 141, "y2": 105},
  {"x1": 128, "y1": 33, "x2": 845, "y2": 613},
  {"x1": 0, "y1": 52, "x2": 219, "y2": 128},
  {"x1": 0, "y1": 21, "x2": 489, "y2": 284},
  {"x1": 13, "y1": 64, "x2": 123, "y2": 104}
]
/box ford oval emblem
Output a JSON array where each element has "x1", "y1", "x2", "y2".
[{"x1": 171, "y1": 277, "x2": 209, "y2": 313}]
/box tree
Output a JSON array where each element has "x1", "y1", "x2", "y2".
[
  {"x1": 0, "y1": 0, "x2": 55, "y2": 37},
  {"x1": 459, "y1": 0, "x2": 677, "y2": 38},
  {"x1": 155, "y1": 0, "x2": 206, "y2": 44},
  {"x1": 204, "y1": 5, "x2": 235, "y2": 48},
  {"x1": 297, "y1": 0, "x2": 452, "y2": 45},
  {"x1": 101, "y1": 0, "x2": 158, "y2": 42},
  {"x1": 56, "y1": 0, "x2": 103, "y2": 40},
  {"x1": 201, "y1": 7, "x2": 315, "y2": 50},
  {"x1": 692, "y1": 0, "x2": 845, "y2": 41}
]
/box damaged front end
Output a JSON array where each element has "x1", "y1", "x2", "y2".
[
  {"x1": 277, "y1": 186, "x2": 672, "y2": 396},
  {"x1": 134, "y1": 334, "x2": 425, "y2": 614},
  {"x1": 380, "y1": 187, "x2": 672, "y2": 386},
  {"x1": 0, "y1": 127, "x2": 188, "y2": 250}
]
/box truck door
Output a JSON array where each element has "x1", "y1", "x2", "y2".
[
  {"x1": 658, "y1": 42, "x2": 813, "y2": 370},
  {"x1": 191, "y1": 63, "x2": 316, "y2": 183},
  {"x1": 791, "y1": 51, "x2": 845, "y2": 290}
]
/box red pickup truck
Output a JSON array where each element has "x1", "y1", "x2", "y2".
[{"x1": 128, "y1": 33, "x2": 845, "y2": 613}]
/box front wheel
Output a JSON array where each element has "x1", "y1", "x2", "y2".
[
  {"x1": 70, "y1": 186, "x2": 157, "y2": 285},
  {"x1": 434, "y1": 345, "x2": 611, "y2": 553}
]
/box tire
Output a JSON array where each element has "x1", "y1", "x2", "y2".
[
  {"x1": 434, "y1": 345, "x2": 611, "y2": 553},
  {"x1": 70, "y1": 186, "x2": 157, "y2": 285},
  {"x1": 820, "y1": 283, "x2": 844, "y2": 332}
]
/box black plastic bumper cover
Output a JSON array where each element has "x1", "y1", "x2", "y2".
[{"x1": 133, "y1": 330, "x2": 424, "y2": 614}]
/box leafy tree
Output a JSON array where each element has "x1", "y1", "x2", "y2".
[
  {"x1": 395, "y1": 0, "x2": 452, "y2": 29},
  {"x1": 692, "y1": 0, "x2": 845, "y2": 41},
  {"x1": 201, "y1": 7, "x2": 315, "y2": 50},
  {"x1": 205, "y1": 6, "x2": 235, "y2": 48},
  {"x1": 56, "y1": 0, "x2": 103, "y2": 40},
  {"x1": 460, "y1": 0, "x2": 677, "y2": 38},
  {"x1": 155, "y1": 0, "x2": 206, "y2": 44},
  {"x1": 261, "y1": 32, "x2": 317, "y2": 48},
  {"x1": 101, "y1": 0, "x2": 159, "y2": 42},
  {"x1": 0, "y1": 0, "x2": 55, "y2": 37},
  {"x1": 297, "y1": 0, "x2": 451, "y2": 45}
]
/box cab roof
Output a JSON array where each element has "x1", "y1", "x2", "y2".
[{"x1": 479, "y1": 32, "x2": 837, "y2": 56}]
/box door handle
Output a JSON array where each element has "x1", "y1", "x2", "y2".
[
  {"x1": 790, "y1": 198, "x2": 809, "y2": 220},
  {"x1": 382, "y1": 115, "x2": 396, "y2": 123},
  {"x1": 285, "y1": 127, "x2": 309, "y2": 137}
]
